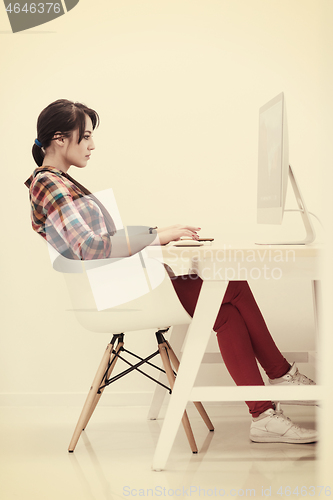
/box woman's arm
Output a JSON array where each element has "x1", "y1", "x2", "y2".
[
  {"x1": 155, "y1": 225, "x2": 201, "y2": 245},
  {"x1": 32, "y1": 174, "x2": 200, "y2": 259},
  {"x1": 110, "y1": 225, "x2": 200, "y2": 256},
  {"x1": 109, "y1": 226, "x2": 156, "y2": 257}
]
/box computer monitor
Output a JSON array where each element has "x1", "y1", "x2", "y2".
[
  {"x1": 256, "y1": 92, "x2": 315, "y2": 245},
  {"x1": 257, "y1": 92, "x2": 288, "y2": 225}
]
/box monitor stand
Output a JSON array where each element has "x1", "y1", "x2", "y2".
[{"x1": 256, "y1": 165, "x2": 316, "y2": 245}]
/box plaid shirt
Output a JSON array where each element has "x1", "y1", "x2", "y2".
[{"x1": 25, "y1": 166, "x2": 112, "y2": 260}]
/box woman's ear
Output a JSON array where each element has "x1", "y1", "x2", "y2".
[{"x1": 53, "y1": 132, "x2": 65, "y2": 147}]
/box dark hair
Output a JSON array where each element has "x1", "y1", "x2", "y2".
[{"x1": 32, "y1": 99, "x2": 100, "y2": 167}]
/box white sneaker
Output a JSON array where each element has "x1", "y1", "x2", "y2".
[
  {"x1": 250, "y1": 406, "x2": 318, "y2": 444},
  {"x1": 268, "y1": 362, "x2": 316, "y2": 406}
]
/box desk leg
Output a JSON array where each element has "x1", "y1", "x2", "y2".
[
  {"x1": 147, "y1": 324, "x2": 188, "y2": 421},
  {"x1": 312, "y1": 280, "x2": 322, "y2": 339},
  {"x1": 152, "y1": 280, "x2": 228, "y2": 471}
]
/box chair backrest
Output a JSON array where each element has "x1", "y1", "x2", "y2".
[{"x1": 47, "y1": 243, "x2": 192, "y2": 334}]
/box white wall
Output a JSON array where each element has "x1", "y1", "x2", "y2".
[{"x1": 0, "y1": 0, "x2": 331, "y2": 405}]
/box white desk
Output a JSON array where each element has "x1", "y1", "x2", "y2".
[{"x1": 147, "y1": 240, "x2": 323, "y2": 471}]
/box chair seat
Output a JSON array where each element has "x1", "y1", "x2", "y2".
[
  {"x1": 48, "y1": 242, "x2": 192, "y2": 333},
  {"x1": 65, "y1": 270, "x2": 191, "y2": 333}
]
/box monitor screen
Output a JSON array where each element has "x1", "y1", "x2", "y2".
[{"x1": 257, "y1": 92, "x2": 289, "y2": 224}]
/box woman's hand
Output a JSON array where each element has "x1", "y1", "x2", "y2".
[{"x1": 155, "y1": 225, "x2": 201, "y2": 245}]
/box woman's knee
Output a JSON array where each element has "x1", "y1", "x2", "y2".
[{"x1": 214, "y1": 303, "x2": 242, "y2": 332}]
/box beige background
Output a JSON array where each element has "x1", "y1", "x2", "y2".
[{"x1": 0, "y1": 0, "x2": 332, "y2": 480}]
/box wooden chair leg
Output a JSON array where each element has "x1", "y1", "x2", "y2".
[
  {"x1": 192, "y1": 402, "x2": 214, "y2": 431},
  {"x1": 68, "y1": 339, "x2": 117, "y2": 452},
  {"x1": 158, "y1": 342, "x2": 198, "y2": 453},
  {"x1": 165, "y1": 340, "x2": 214, "y2": 432},
  {"x1": 82, "y1": 338, "x2": 124, "y2": 431}
]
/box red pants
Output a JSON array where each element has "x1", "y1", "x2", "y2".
[{"x1": 171, "y1": 275, "x2": 291, "y2": 418}]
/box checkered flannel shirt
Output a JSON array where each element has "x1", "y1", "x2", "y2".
[{"x1": 25, "y1": 166, "x2": 112, "y2": 260}]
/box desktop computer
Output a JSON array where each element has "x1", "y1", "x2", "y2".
[{"x1": 257, "y1": 92, "x2": 316, "y2": 245}]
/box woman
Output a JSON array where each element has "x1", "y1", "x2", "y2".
[{"x1": 25, "y1": 99, "x2": 317, "y2": 444}]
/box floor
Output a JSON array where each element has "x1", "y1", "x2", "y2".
[{"x1": 0, "y1": 403, "x2": 319, "y2": 500}]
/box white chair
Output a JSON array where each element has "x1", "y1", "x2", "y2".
[{"x1": 46, "y1": 243, "x2": 214, "y2": 453}]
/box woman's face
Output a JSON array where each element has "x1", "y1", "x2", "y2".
[{"x1": 64, "y1": 114, "x2": 95, "y2": 169}]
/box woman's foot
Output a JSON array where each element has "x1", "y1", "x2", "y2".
[
  {"x1": 250, "y1": 405, "x2": 317, "y2": 443},
  {"x1": 268, "y1": 362, "x2": 317, "y2": 405},
  {"x1": 269, "y1": 362, "x2": 315, "y2": 386}
]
